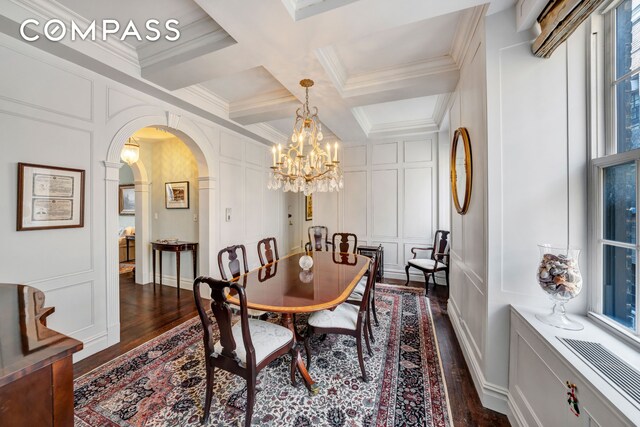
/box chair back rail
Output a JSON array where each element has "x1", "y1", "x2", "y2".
[
  {"x1": 218, "y1": 244, "x2": 249, "y2": 280},
  {"x1": 331, "y1": 232, "x2": 358, "y2": 254},
  {"x1": 193, "y1": 276, "x2": 256, "y2": 368},
  {"x1": 257, "y1": 237, "x2": 279, "y2": 266}
]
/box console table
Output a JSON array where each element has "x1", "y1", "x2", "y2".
[
  {"x1": 151, "y1": 241, "x2": 198, "y2": 296},
  {"x1": 0, "y1": 283, "x2": 83, "y2": 426},
  {"x1": 124, "y1": 234, "x2": 135, "y2": 262}
]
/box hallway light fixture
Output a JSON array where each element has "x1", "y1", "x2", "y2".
[
  {"x1": 268, "y1": 79, "x2": 343, "y2": 195},
  {"x1": 120, "y1": 137, "x2": 140, "y2": 165}
]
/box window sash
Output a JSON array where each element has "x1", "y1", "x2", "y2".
[{"x1": 591, "y1": 155, "x2": 640, "y2": 337}]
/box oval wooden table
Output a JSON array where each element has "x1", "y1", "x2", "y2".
[{"x1": 229, "y1": 251, "x2": 370, "y2": 394}]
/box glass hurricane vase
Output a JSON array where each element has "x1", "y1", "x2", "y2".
[{"x1": 535, "y1": 245, "x2": 584, "y2": 331}]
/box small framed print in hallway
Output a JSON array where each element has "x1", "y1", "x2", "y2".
[{"x1": 165, "y1": 181, "x2": 189, "y2": 209}]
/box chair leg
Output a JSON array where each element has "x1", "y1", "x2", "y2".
[
  {"x1": 304, "y1": 335, "x2": 312, "y2": 369},
  {"x1": 445, "y1": 268, "x2": 450, "y2": 299},
  {"x1": 363, "y1": 322, "x2": 373, "y2": 356},
  {"x1": 245, "y1": 375, "x2": 256, "y2": 427},
  {"x1": 371, "y1": 288, "x2": 379, "y2": 327},
  {"x1": 404, "y1": 264, "x2": 411, "y2": 285},
  {"x1": 366, "y1": 304, "x2": 375, "y2": 344},
  {"x1": 356, "y1": 334, "x2": 369, "y2": 382},
  {"x1": 289, "y1": 348, "x2": 298, "y2": 386},
  {"x1": 423, "y1": 272, "x2": 431, "y2": 293},
  {"x1": 202, "y1": 364, "x2": 215, "y2": 424}
]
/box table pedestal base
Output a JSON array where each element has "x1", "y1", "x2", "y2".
[{"x1": 281, "y1": 313, "x2": 319, "y2": 395}]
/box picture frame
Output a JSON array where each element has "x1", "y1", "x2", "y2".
[
  {"x1": 165, "y1": 181, "x2": 190, "y2": 209},
  {"x1": 305, "y1": 194, "x2": 313, "y2": 221},
  {"x1": 17, "y1": 162, "x2": 85, "y2": 231},
  {"x1": 119, "y1": 184, "x2": 135, "y2": 215}
]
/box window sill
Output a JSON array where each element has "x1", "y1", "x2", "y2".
[
  {"x1": 587, "y1": 311, "x2": 640, "y2": 352},
  {"x1": 511, "y1": 305, "x2": 640, "y2": 424}
]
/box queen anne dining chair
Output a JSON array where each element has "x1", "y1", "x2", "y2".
[
  {"x1": 305, "y1": 226, "x2": 333, "y2": 252},
  {"x1": 304, "y1": 251, "x2": 380, "y2": 382},
  {"x1": 193, "y1": 276, "x2": 298, "y2": 426},
  {"x1": 218, "y1": 244, "x2": 267, "y2": 319},
  {"x1": 404, "y1": 230, "x2": 450, "y2": 295},
  {"x1": 257, "y1": 237, "x2": 279, "y2": 266},
  {"x1": 349, "y1": 245, "x2": 382, "y2": 343}
]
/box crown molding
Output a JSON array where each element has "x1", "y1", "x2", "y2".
[
  {"x1": 229, "y1": 88, "x2": 298, "y2": 115},
  {"x1": 9, "y1": 0, "x2": 140, "y2": 70},
  {"x1": 177, "y1": 85, "x2": 229, "y2": 118},
  {"x1": 450, "y1": 5, "x2": 487, "y2": 67},
  {"x1": 318, "y1": 44, "x2": 458, "y2": 99},
  {"x1": 137, "y1": 16, "x2": 235, "y2": 70},
  {"x1": 282, "y1": 0, "x2": 359, "y2": 22},
  {"x1": 247, "y1": 123, "x2": 289, "y2": 144},
  {"x1": 351, "y1": 106, "x2": 372, "y2": 135},
  {"x1": 433, "y1": 92, "x2": 452, "y2": 128},
  {"x1": 368, "y1": 118, "x2": 438, "y2": 138}
]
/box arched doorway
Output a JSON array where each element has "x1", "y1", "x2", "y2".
[{"x1": 104, "y1": 112, "x2": 217, "y2": 345}]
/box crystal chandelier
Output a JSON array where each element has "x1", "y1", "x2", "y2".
[{"x1": 268, "y1": 79, "x2": 343, "y2": 195}]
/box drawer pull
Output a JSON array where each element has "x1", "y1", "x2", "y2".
[{"x1": 566, "y1": 381, "x2": 580, "y2": 417}]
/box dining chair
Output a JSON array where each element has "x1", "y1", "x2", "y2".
[
  {"x1": 404, "y1": 230, "x2": 450, "y2": 295},
  {"x1": 305, "y1": 226, "x2": 333, "y2": 252},
  {"x1": 218, "y1": 245, "x2": 267, "y2": 319},
  {"x1": 193, "y1": 276, "x2": 298, "y2": 426},
  {"x1": 331, "y1": 232, "x2": 358, "y2": 254},
  {"x1": 257, "y1": 237, "x2": 279, "y2": 266},
  {"x1": 349, "y1": 245, "x2": 382, "y2": 343},
  {"x1": 304, "y1": 251, "x2": 380, "y2": 382}
]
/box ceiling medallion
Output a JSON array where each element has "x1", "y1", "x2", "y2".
[{"x1": 268, "y1": 79, "x2": 343, "y2": 195}]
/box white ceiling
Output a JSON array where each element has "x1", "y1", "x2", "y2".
[{"x1": 44, "y1": 0, "x2": 517, "y2": 143}]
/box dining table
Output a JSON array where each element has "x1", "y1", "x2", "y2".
[{"x1": 228, "y1": 250, "x2": 370, "y2": 394}]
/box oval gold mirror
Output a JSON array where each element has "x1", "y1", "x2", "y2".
[{"x1": 450, "y1": 127, "x2": 472, "y2": 214}]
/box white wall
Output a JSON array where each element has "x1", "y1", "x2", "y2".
[
  {"x1": 314, "y1": 136, "x2": 441, "y2": 282},
  {"x1": 447, "y1": 6, "x2": 589, "y2": 417},
  {"x1": 0, "y1": 32, "x2": 285, "y2": 361}
]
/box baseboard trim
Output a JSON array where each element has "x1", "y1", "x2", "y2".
[
  {"x1": 73, "y1": 331, "x2": 110, "y2": 362},
  {"x1": 507, "y1": 392, "x2": 528, "y2": 427},
  {"x1": 447, "y1": 300, "x2": 513, "y2": 418}
]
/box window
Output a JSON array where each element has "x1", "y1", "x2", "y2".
[{"x1": 592, "y1": 0, "x2": 640, "y2": 338}]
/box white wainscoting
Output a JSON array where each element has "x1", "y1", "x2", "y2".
[{"x1": 315, "y1": 136, "x2": 442, "y2": 283}]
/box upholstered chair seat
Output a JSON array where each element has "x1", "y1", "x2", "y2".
[
  {"x1": 307, "y1": 303, "x2": 359, "y2": 330},
  {"x1": 407, "y1": 258, "x2": 438, "y2": 270},
  {"x1": 213, "y1": 319, "x2": 293, "y2": 365}
]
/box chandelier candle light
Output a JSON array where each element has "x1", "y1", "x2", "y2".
[{"x1": 268, "y1": 79, "x2": 344, "y2": 195}]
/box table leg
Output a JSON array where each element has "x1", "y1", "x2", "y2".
[
  {"x1": 159, "y1": 251, "x2": 163, "y2": 286},
  {"x1": 280, "y1": 313, "x2": 319, "y2": 395},
  {"x1": 176, "y1": 251, "x2": 181, "y2": 297},
  {"x1": 126, "y1": 239, "x2": 130, "y2": 262},
  {"x1": 152, "y1": 250, "x2": 156, "y2": 287},
  {"x1": 192, "y1": 247, "x2": 197, "y2": 278}
]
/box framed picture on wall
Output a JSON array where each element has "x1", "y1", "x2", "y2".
[
  {"x1": 119, "y1": 184, "x2": 135, "y2": 215},
  {"x1": 165, "y1": 181, "x2": 190, "y2": 209},
  {"x1": 17, "y1": 162, "x2": 85, "y2": 231},
  {"x1": 305, "y1": 194, "x2": 313, "y2": 221}
]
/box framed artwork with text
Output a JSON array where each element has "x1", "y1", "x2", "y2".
[{"x1": 17, "y1": 163, "x2": 85, "y2": 231}]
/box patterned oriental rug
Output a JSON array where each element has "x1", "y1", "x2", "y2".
[
  {"x1": 119, "y1": 262, "x2": 135, "y2": 275},
  {"x1": 74, "y1": 284, "x2": 453, "y2": 427}
]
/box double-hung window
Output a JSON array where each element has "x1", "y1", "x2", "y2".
[{"x1": 592, "y1": 0, "x2": 639, "y2": 339}]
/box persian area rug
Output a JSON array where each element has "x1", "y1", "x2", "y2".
[
  {"x1": 119, "y1": 262, "x2": 135, "y2": 275},
  {"x1": 74, "y1": 284, "x2": 452, "y2": 427}
]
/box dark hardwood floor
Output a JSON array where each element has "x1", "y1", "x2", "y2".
[
  {"x1": 74, "y1": 273, "x2": 509, "y2": 426},
  {"x1": 73, "y1": 273, "x2": 198, "y2": 378}
]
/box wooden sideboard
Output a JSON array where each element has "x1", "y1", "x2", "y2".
[{"x1": 0, "y1": 283, "x2": 83, "y2": 427}]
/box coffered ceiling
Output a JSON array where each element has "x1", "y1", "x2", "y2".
[{"x1": 13, "y1": 0, "x2": 518, "y2": 144}]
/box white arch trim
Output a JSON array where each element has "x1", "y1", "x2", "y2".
[{"x1": 104, "y1": 110, "x2": 217, "y2": 346}]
